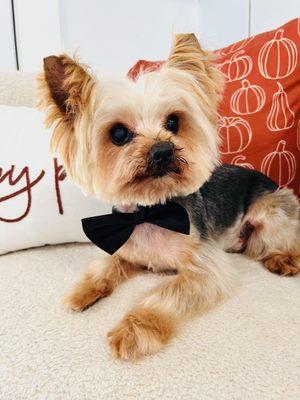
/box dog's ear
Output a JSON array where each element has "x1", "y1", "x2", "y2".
[
  {"x1": 38, "y1": 54, "x2": 95, "y2": 125},
  {"x1": 37, "y1": 55, "x2": 95, "y2": 180},
  {"x1": 166, "y1": 33, "x2": 223, "y2": 99}
]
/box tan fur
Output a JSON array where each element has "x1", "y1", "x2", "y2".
[
  {"x1": 166, "y1": 33, "x2": 224, "y2": 115},
  {"x1": 108, "y1": 242, "x2": 235, "y2": 359},
  {"x1": 263, "y1": 252, "x2": 300, "y2": 276},
  {"x1": 118, "y1": 224, "x2": 201, "y2": 271},
  {"x1": 37, "y1": 33, "x2": 299, "y2": 361},
  {"x1": 64, "y1": 255, "x2": 139, "y2": 311},
  {"x1": 37, "y1": 35, "x2": 223, "y2": 206},
  {"x1": 108, "y1": 308, "x2": 175, "y2": 360},
  {"x1": 217, "y1": 215, "x2": 244, "y2": 251},
  {"x1": 37, "y1": 54, "x2": 97, "y2": 189},
  {"x1": 244, "y1": 188, "x2": 300, "y2": 275}
]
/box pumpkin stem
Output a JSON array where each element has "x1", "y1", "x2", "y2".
[
  {"x1": 222, "y1": 116, "x2": 231, "y2": 125},
  {"x1": 241, "y1": 79, "x2": 250, "y2": 87},
  {"x1": 230, "y1": 50, "x2": 244, "y2": 60},
  {"x1": 276, "y1": 82, "x2": 284, "y2": 92},
  {"x1": 274, "y1": 29, "x2": 284, "y2": 40},
  {"x1": 276, "y1": 140, "x2": 286, "y2": 152}
]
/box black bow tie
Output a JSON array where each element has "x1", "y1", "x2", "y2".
[{"x1": 81, "y1": 202, "x2": 190, "y2": 255}]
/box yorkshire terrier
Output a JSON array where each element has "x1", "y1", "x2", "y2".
[{"x1": 38, "y1": 34, "x2": 300, "y2": 361}]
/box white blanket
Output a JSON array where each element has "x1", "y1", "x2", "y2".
[{"x1": 0, "y1": 243, "x2": 299, "y2": 400}]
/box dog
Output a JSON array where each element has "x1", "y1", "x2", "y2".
[{"x1": 37, "y1": 33, "x2": 300, "y2": 361}]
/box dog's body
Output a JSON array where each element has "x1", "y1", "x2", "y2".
[
  {"x1": 115, "y1": 164, "x2": 280, "y2": 268},
  {"x1": 38, "y1": 33, "x2": 300, "y2": 360},
  {"x1": 180, "y1": 163, "x2": 278, "y2": 247}
]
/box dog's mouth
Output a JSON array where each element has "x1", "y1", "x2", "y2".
[
  {"x1": 148, "y1": 165, "x2": 181, "y2": 178},
  {"x1": 145, "y1": 153, "x2": 188, "y2": 179},
  {"x1": 133, "y1": 165, "x2": 181, "y2": 183},
  {"x1": 126, "y1": 153, "x2": 188, "y2": 186}
]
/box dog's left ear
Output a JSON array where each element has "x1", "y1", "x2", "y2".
[{"x1": 166, "y1": 33, "x2": 223, "y2": 99}]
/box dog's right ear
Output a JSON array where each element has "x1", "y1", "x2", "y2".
[
  {"x1": 37, "y1": 55, "x2": 95, "y2": 178},
  {"x1": 166, "y1": 33, "x2": 223, "y2": 103},
  {"x1": 37, "y1": 54, "x2": 95, "y2": 126}
]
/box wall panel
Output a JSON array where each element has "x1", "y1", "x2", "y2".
[
  {"x1": 250, "y1": 0, "x2": 299, "y2": 35},
  {"x1": 10, "y1": 0, "x2": 299, "y2": 72},
  {"x1": 0, "y1": 0, "x2": 17, "y2": 71},
  {"x1": 197, "y1": 0, "x2": 249, "y2": 49},
  {"x1": 13, "y1": 0, "x2": 61, "y2": 71},
  {"x1": 60, "y1": 0, "x2": 199, "y2": 73}
]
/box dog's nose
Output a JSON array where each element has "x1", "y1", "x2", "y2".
[{"x1": 149, "y1": 142, "x2": 175, "y2": 168}]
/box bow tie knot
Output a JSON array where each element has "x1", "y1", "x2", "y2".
[
  {"x1": 82, "y1": 201, "x2": 190, "y2": 255},
  {"x1": 133, "y1": 207, "x2": 147, "y2": 225}
]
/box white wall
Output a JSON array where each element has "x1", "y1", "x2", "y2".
[
  {"x1": 58, "y1": 0, "x2": 300, "y2": 73},
  {"x1": 197, "y1": 0, "x2": 250, "y2": 49},
  {"x1": 0, "y1": 0, "x2": 17, "y2": 71},
  {"x1": 13, "y1": 0, "x2": 61, "y2": 72},
  {"x1": 59, "y1": 0, "x2": 200, "y2": 73},
  {"x1": 59, "y1": 0, "x2": 254, "y2": 72},
  {"x1": 2, "y1": 0, "x2": 300, "y2": 72},
  {"x1": 250, "y1": 0, "x2": 300, "y2": 34}
]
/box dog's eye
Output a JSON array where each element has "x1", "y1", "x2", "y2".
[
  {"x1": 110, "y1": 124, "x2": 132, "y2": 145},
  {"x1": 165, "y1": 114, "x2": 179, "y2": 134}
]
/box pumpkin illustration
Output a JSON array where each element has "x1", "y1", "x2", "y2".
[
  {"x1": 261, "y1": 140, "x2": 296, "y2": 187},
  {"x1": 230, "y1": 79, "x2": 266, "y2": 115},
  {"x1": 219, "y1": 50, "x2": 252, "y2": 82},
  {"x1": 231, "y1": 155, "x2": 254, "y2": 169},
  {"x1": 267, "y1": 82, "x2": 295, "y2": 131},
  {"x1": 218, "y1": 116, "x2": 252, "y2": 154},
  {"x1": 297, "y1": 120, "x2": 300, "y2": 151},
  {"x1": 220, "y1": 36, "x2": 254, "y2": 56},
  {"x1": 258, "y1": 29, "x2": 297, "y2": 79}
]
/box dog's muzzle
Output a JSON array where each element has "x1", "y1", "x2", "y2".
[{"x1": 148, "y1": 141, "x2": 175, "y2": 174}]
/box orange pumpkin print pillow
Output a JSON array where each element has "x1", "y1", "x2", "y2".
[{"x1": 128, "y1": 19, "x2": 300, "y2": 197}]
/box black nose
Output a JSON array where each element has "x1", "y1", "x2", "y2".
[{"x1": 149, "y1": 141, "x2": 175, "y2": 168}]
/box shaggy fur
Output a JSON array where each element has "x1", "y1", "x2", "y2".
[{"x1": 38, "y1": 33, "x2": 300, "y2": 361}]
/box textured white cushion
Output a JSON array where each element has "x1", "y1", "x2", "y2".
[
  {"x1": 0, "y1": 72, "x2": 36, "y2": 107},
  {"x1": 0, "y1": 105, "x2": 109, "y2": 254},
  {"x1": 0, "y1": 243, "x2": 299, "y2": 399}
]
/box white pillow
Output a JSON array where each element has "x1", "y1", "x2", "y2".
[{"x1": 0, "y1": 106, "x2": 110, "y2": 254}]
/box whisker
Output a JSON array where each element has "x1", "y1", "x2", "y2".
[{"x1": 175, "y1": 155, "x2": 188, "y2": 166}]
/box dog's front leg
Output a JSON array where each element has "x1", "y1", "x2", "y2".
[
  {"x1": 64, "y1": 254, "x2": 139, "y2": 311},
  {"x1": 108, "y1": 243, "x2": 236, "y2": 360}
]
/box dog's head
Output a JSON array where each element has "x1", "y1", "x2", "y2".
[{"x1": 38, "y1": 34, "x2": 223, "y2": 206}]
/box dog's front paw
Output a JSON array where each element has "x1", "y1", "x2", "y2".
[
  {"x1": 63, "y1": 277, "x2": 112, "y2": 311},
  {"x1": 63, "y1": 292, "x2": 91, "y2": 312},
  {"x1": 108, "y1": 308, "x2": 175, "y2": 360}
]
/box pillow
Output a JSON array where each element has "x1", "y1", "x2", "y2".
[
  {"x1": 127, "y1": 19, "x2": 300, "y2": 197},
  {"x1": 0, "y1": 106, "x2": 110, "y2": 254},
  {"x1": 0, "y1": 72, "x2": 36, "y2": 108}
]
